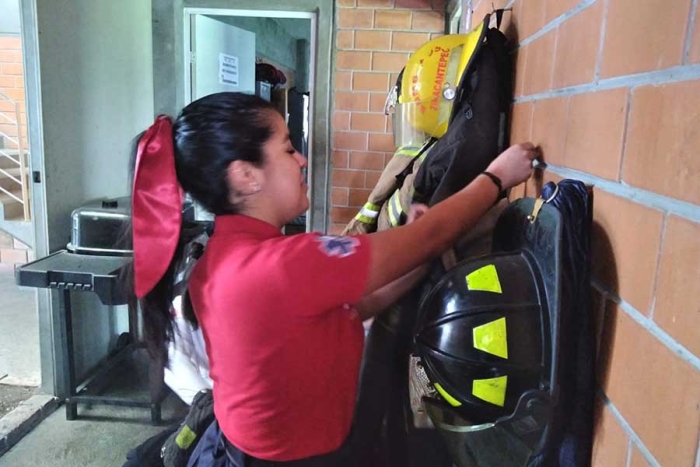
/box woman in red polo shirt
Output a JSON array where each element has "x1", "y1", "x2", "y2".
[{"x1": 130, "y1": 92, "x2": 536, "y2": 466}]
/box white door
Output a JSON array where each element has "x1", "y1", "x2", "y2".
[{"x1": 191, "y1": 15, "x2": 256, "y2": 100}]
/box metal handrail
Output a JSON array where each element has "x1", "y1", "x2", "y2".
[
  {"x1": 0, "y1": 110, "x2": 18, "y2": 124},
  {"x1": 0, "y1": 149, "x2": 21, "y2": 165},
  {"x1": 0, "y1": 89, "x2": 29, "y2": 220},
  {"x1": 0, "y1": 167, "x2": 21, "y2": 184},
  {"x1": 0, "y1": 185, "x2": 22, "y2": 203}
]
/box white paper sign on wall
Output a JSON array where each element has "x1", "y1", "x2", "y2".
[{"x1": 219, "y1": 53, "x2": 239, "y2": 86}]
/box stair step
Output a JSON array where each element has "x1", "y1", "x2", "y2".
[
  {"x1": 0, "y1": 166, "x2": 26, "y2": 192},
  {"x1": 0, "y1": 150, "x2": 28, "y2": 170},
  {"x1": 0, "y1": 218, "x2": 33, "y2": 248},
  {"x1": 0, "y1": 148, "x2": 22, "y2": 156},
  {"x1": 0, "y1": 167, "x2": 24, "y2": 177},
  {"x1": 0, "y1": 192, "x2": 24, "y2": 220},
  {"x1": 0, "y1": 179, "x2": 24, "y2": 192}
]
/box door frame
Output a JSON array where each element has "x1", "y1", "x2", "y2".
[
  {"x1": 19, "y1": 0, "x2": 59, "y2": 396},
  {"x1": 446, "y1": 0, "x2": 472, "y2": 33},
  {"x1": 153, "y1": 0, "x2": 333, "y2": 234}
]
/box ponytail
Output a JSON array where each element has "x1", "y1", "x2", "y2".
[{"x1": 125, "y1": 92, "x2": 277, "y2": 361}]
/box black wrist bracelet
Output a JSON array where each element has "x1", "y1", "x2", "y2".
[{"x1": 481, "y1": 171, "x2": 506, "y2": 201}]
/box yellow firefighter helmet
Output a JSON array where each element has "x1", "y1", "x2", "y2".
[{"x1": 385, "y1": 21, "x2": 486, "y2": 149}]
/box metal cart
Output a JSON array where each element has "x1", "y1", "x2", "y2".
[{"x1": 15, "y1": 250, "x2": 165, "y2": 424}]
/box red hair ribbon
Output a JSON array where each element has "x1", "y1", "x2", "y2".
[{"x1": 132, "y1": 115, "x2": 183, "y2": 298}]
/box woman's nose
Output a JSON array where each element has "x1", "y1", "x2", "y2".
[{"x1": 295, "y1": 152, "x2": 308, "y2": 168}]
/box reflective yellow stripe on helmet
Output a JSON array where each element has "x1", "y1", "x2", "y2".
[
  {"x1": 435, "y1": 383, "x2": 462, "y2": 407},
  {"x1": 472, "y1": 375, "x2": 507, "y2": 407},
  {"x1": 473, "y1": 317, "x2": 508, "y2": 359},
  {"x1": 465, "y1": 264, "x2": 503, "y2": 294}
]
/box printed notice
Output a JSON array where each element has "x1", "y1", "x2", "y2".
[{"x1": 219, "y1": 53, "x2": 239, "y2": 86}]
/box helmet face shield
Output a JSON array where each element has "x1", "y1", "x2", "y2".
[{"x1": 388, "y1": 100, "x2": 433, "y2": 149}]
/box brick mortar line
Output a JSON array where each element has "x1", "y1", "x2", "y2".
[
  {"x1": 515, "y1": 65, "x2": 700, "y2": 102},
  {"x1": 544, "y1": 164, "x2": 700, "y2": 223},
  {"x1": 334, "y1": 168, "x2": 384, "y2": 172},
  {"x1": 345, "y1": 149, "x2": 390, "y2": 154},
  {"x1": 518, "y1": 0, "x2": 597, "y2": 47},
  {"x1": 647, "y1": 213, "x2": 668, "y2": 321},
  {"x1": 548, "y1": 12, "x2": 561, "y2": 92},
  {"x1": 514, "y1": 64, "x2": 700, "y2": 102},
  {"x1": 616, "y1": 88, "x2": 632, "y2": 183},
  {"x1": 683, "y1": 0, "x2": 699, "y2": 63},
  {"x1": 336, "y1": 132, "x2": 391, "y2": 137},
  {"x1": 598, "y1": 390, "x2": 662, "y2": 467},
  {"x1": 338, "y1": 27, "x2": 444, "y2": 33},
  {"x1": 340, "y1": 8, "x2": 439, "y2": 11},
  {"x1": 524, "y1": 99, "x2": 534, "y2": 140},
  {"x1": 594, "y1": 0, "x2": 610, "y2": 81},
  {"x1": 560, "y1": 97, "x2": 571, "y2": 168},
  {"x1": 625, "y1": 439, "x2": 633, "y2": 467},
  {"x1": 341, "y1": 51, "x2": 406, "y2": 56},
  {"x1": 591, "y1": 278, "x2": 700, "y2": 373}
]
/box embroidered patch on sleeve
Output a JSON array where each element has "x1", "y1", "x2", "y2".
[{"x1": 317, "y1": 236, "x2": 360, "y2": 258}]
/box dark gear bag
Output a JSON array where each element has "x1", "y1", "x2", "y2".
[
  {"x1": 412, "y1": 16, "x2": 513, "y2": 207},
  {"x1": 525, "y1": 180, "x2": 595, "y2": 467},
  {"x1": 352, "y1": 12, "x2": 515, "y2": 467},
  {"x1": 162, "y1": 389, "x2": 216, "y2": 467},
  {"x1": 123, "y1": 425, "x2": 178, "y2": 467}
]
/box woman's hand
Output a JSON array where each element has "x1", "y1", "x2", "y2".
[
  {"x1": 362, "y1": 143, "x2": 539, "y2": 296},
  {"x1": 486, "y1": 143, "x2": 539, "y2": 189},
  {"x1": 407, "y1": 203, "x2": 428, "y2": 224}
]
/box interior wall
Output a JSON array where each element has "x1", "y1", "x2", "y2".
[
  {"x1": 0, "y1": 0, "x2": 21, "y2": 34},
  {"x1": 33, "y1": 0, "x2": 154, "y2": 378},
  {"x1": 220, "y1": 16, "x2": 301, "y2": 73}
]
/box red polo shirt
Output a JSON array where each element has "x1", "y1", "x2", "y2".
[{"x1": 188, "y1": 215, "x2": 371, "y2": 461}]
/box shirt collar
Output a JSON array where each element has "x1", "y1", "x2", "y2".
[{"x1": 213, "y1": 214, "x2": 283, "y2": 239}]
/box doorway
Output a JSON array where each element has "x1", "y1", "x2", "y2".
[
  {"x1": 184, "y1": 9, "x2": 316, "y2": 234},
  {"x1": 150, "y1": 0, "x2": 332, "y2": 233},
  {"x1": 0, "y1": 0, "x2": 40, "y2": 417}
]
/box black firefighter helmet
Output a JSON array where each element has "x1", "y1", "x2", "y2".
[{"x1": 414, "y1": 195, "x2": 565, "y2": 465}]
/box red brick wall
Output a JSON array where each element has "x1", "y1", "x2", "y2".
[
  {"x1": 329, "y1": 0, "x2": 445, "y2": 234},
  {"x1": 0, "y1": 35, "x2": 27, "y2": 149},
  {"x1": 498, "y1": 0, "x2": 700, "y2": 465}
]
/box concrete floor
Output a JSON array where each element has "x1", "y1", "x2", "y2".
[
  {"x1": 0, "y1": 264, "x2": 40, "y2": 386},
  {"x1": 0, "y1": 392, "x2": 188, "y2": 467},
  {"x1": 0, "y1": 385, "x2": 38, "y2": 418},
  {"x1": 0, "y1": 265, "x2": 189, "y2": 466},
  {"x1": 1, "y1": 347, "x2": 189, "y2": 467}
]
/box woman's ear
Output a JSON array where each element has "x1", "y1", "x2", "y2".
[{"x1": 227, "y1": 160, "x2": 261, "y2": 196}]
